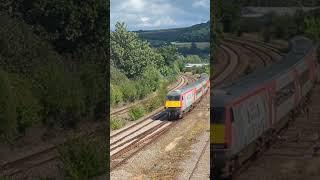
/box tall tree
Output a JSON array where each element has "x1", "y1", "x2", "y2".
[{"x1": 110, "y1": 22, "x2": 164, "y2": 79}]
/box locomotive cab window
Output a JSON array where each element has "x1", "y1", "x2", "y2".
[
  {"x1": 166, "y1": 95, "x2": 180, "y2": 101},
  {"x1": 213, "y1": 107, "x2": 225, "y2": 124}
]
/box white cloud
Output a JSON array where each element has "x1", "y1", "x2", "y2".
[
  {"x1": 140, "y1": 16, "x2": 150, "y2": 23},
  {"x1": 111, "y1": 0, "x2": 209, "y2": 30},
  {"x1": 120, "y1": 0, "x2": 146, "y2": 11},
  {"x1": 192, "y1": 0, "x2": 209, "y2": 8}
]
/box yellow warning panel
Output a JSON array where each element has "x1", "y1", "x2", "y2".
[
  {"x1": 165, "y1": 101, "x2": 181, "y2": 108},
  {"x1": 211, "y1": 124, "x2": 225, "y2": 144}
]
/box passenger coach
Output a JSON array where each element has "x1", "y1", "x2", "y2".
[{"x1": 211, "y1": 36, "x2": 319, "y2": 179}]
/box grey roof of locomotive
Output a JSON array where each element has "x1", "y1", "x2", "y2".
[
  {"x1": 212, "y1": 36, "x2": 314, "y2": 107},
  {"x1": 167, "y1": 73, "x2": 209, "y2": 97}
]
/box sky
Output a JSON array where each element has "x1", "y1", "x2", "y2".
[{"x1": 110, "y1": 0, "x2": 210, "y2": 31}]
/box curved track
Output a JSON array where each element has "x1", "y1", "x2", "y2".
[
  {"x1": 205, "y1": 37, "x2": 284, "y2": 179},
  {"x1": 0, "y1": 37, "x2": 286, "y2": 178},
  {"x1": 186, "y1": 37, "x2": 284, "y2": 179},
  {"x1": 110, "y1": 74, "x2": 197, "y2": 170},
  {"x1": 0, "y1": 74, "x2": 192, "y2": 178}
]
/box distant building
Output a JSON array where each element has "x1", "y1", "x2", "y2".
[{"x1": 185, "y1": 63, "x2": 209, "y2": 68}]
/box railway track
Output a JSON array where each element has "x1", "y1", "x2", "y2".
[
  {"x1": 110, "y1": 74, "x2": 197, "y2": 170},
  {"x1": 0, "y1": 127, "x2": 100, "y2": 178},
  {"x1": 217, "y1": 37, "x2": 283, "y2": 90},
  {"x1": 0, "y1": 73, "x2": 192, "y2": 178},
  {"x1": 110, "y1": 37, "x2": 283, "y2": 177},
  {"x1": 211, "y1": 38, "x2": 285, "y2": 179},
  {"x1": 211, "y1": 38, "x2": 320, "y2": 180},
  {"x1": 187, "y1": 38, "x2": 280, "y2": 179},
  {"x1": 0, "y1": 37, "x2": 286, "y2": 178},
  {"x1": 223, "y1": 37, "x2": 283, "y2": 65}
]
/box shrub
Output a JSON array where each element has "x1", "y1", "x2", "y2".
[
  {"x1": 141, "y1": 65, "x2": 161, "y2": 91},
  {"x1": 136, "y1": 66, "x2": 161, "y2": 99},
  {"x1": 120, "y1": 81, "x2": 137, "y2": 102},
  {"x1": 9, "y1": 74, "x2": 41, "y2": 135},
  {"x1": 145, "y1": 97, "x2": 163, "y2": 113},
  {"x1": 0, "y1": 69, "x2": 17, "y2": 138},
  {"x1": 58, "y1": 136, "x2": 106, "y2": 179},
  {"x1": 79, "y1": 62, "x2": 106, "y2": 119},
  {"x1": 35, "y1": 63, "x2": 85, "y2": 128},
  {"x1": 129, "y1": 105, "x2": 145, "y2": 121},
  {"x1": 110, "y1": 84, "x2": 123, "y2": 106},
  {"x1": 110, "y1": 117, "x2": 124, "y2": 130}
]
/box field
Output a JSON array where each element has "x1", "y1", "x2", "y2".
[{"x1": 172, "y1": 42, "x2": 210, "y2": 50}]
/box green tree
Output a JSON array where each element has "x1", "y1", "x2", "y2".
[
  {"x1": 304, "y1": 16, "x2": 320, "y2": 42},
  {"x1": 219, "y1": 1, "x2": 241, "y2": 33},
  {"x1": 1, "y1": 0, "x2": 109, "y2": 54},
  {"x1": 111, "y1": 22, "x2": 164, "y2": 78},
  {"x1": 157, "y1": 45, "x2": 179, "y2": 66},
  {"x1": 184, "y1": 55, "x2": 203, "y2": 63}
]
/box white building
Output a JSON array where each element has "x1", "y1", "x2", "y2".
[{"x1": 185, "y1": 63, "x2": 209, "y2": 68}]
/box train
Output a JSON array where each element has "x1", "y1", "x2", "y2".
[
  {"x1": 211, "y1": 36, "x2": 319, "y2": 179},
  {"x1": 165, "y1": 73, "x2": 210, "y2": 120}
]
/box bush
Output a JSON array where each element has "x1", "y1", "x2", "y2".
[
  {"x1": 0, "y1": 69, "x2": 17, "y2": 138},
  {"x1": 0, "y1": 15, "x2": 62, "y2": 76},
  {"x1": 35, "y1": 63, "x2": 85, "y2": 128},
  {"x1": 136, "y1": 65, "x2": 161, "y2": 99},
  {"x1": 145, "y1": 97, "x2": 163, "y2": 113},
  {"x1": 79, "y1": 62, "x2": 106, "y2": 119},
  {"x1": 120, "y1": 81, "x2": 137, "y2": 102},
  {"x1": 58, "y1": 136, "x2": 106, "y2": 179},
  {"x1": 110, "y1": 84, "x2": 123, "y2": 106},
  {"x1": 129, "y1": 105, "x2": 145, "y2": 121},
  {"x1": 110, "y1": 117, "x2": 124, "y2": 130},
  {"x1": 9, "y1": 74, "x2": 41, "y2": 135}
]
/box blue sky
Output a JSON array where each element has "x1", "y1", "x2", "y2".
[{"x1": 111, "y1": 0, "x2": 210, "y2": 31}]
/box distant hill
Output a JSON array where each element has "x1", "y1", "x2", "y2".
[
  {"x1": 135, "y1": 21, "x2": 210, "y2": 43},
  {"x1": 239, "y1": 0, "x2": 319, "y2": 7}
]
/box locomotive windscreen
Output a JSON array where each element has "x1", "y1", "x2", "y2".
[{"x1": 166, "y1": 95, "x2": 180, "y2": 101}]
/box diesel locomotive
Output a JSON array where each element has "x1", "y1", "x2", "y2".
[{"x1": 165, "y1": 73, "x2": 210, "y2": 120}]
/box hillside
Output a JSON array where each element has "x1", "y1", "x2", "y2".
[
  {"x1": 239, "y1": 0, "x2": 320, "y2": 7},
  {"x1": 136, "y1": 21, "x2": 210, "y2": 43}
]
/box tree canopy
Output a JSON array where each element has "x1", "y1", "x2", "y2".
[{"x1": 111, "y1": 22, "x2": 164, "y2": 79}]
